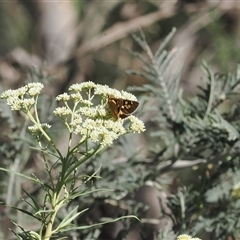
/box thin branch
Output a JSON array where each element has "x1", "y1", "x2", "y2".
[
  {"x1": 204, "y1": 66, "x2": 215, "y2": 120},
  {"x1": 76, "y1": 9, "x2": 175, "y2": 58}
]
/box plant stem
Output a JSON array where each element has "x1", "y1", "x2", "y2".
[{"x1": 43, "y1": 193, "x2": 62, "y2": 240}]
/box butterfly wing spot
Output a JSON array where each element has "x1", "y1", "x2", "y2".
[{"x1": 121, "y1": 100, "x2": 139, "y2": 114}]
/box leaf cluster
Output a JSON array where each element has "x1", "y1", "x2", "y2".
[{"x1": 79, "y1": 29, "x2": 240, "y2": 239}]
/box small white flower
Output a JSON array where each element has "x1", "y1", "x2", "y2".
[
  {"x1": 42, "y1": 123, "x2": 51, "y2": 129},
  {"x1": 27, "y1": 83, "x2": 44, "y2": 96},
  {"x1": 94, "y1": 84, "x2": 121, "y2": 97},
  {"x1": 70, "y1": 114, "x2": 83, "y2": 128},
  {"x1": 103, "y1": 120, "x2": 126, "y2": 135},
  {"x1": 79, "y1": 107, "x2": 98, "y2": 118},
  {"x1": 128, "y1": 115, "x2": 145, "y2": 133},
  {"x1": 100, "y1": 129, "x2": 118, "y2": 146},
  {"x1": 177, "y1": 234, "x2": 201, "y2": 240},
  {"x1": 73, "y1": 114, "x2": 82, "y2": 123},
  {"x1": 69, "y1": 81, "x2": 96, "y2": 92},
  {"x1": 7, "y1": 98, "x2": 35, "y2": 112},
  {"x1": 70, "y1": 93, "x2": 83, "y2": 101},
  {"x1": 74, "y1": 119, "x2": 94, "y2": 137},
  {"x1": 89, "y1": 126, "x2": 118, "y2": 147},
  {"x1": 80, "y1": 99, "x2": 92, "y2": 106},
  {"x1": 28, "y1": 123, "x2": 51, "y2": 141},
  {"x1": 120, "y1": 90, "x2": 137, "y2": 101},
  {"x1": 1, "y1": 82, "x2": 44, "y2": 112},
  {"x1": 177, "y1": 234, "x2": 192, "y2": 240},
  {"x1": 17, "y1": 86, "x2": 27, "y2": 96},
  {"x1": 56, "y1": 93, "x2": 70, "y2": 101},
  {"x1": 233, "y1": 182, "x2": 240, "y2": 190},
  {"x1": 28, "y1": 123, "x2": 51, "y2": 133},
  {"x1": 1, "y1": 89, "x2": 21, "y2": 99},
  {"x1": 5, "y1": 97, "x2": 21, "y2": 110},
  {"x1": 70, "y1": 93, "x2": 92, "y2": 106},
  {"x1": 82, "y1": 119, "x2": 95, "y2": 130},
  {"x1": 54, "y1": 107, "x2": 72, "y2": 117},
  {"x1": 22, "y1": 98, "x2": 35, "y2": 111},
  {"x1": 97, "y1": 105, "x2": 108, "y2": 117}
]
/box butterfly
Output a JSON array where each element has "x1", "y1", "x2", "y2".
[{"x1": 107, "y1": 95, "x2": 139, "y2": 120}]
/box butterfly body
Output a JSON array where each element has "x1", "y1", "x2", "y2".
[{"x1": 108, "y1": 95, "x2": 139, "y2": 120}]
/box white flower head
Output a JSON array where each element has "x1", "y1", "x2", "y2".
[
  {"x1": 27, "y1": 83, "x2": 44, "y2": 96},
  {"x1": 177, "y1": 234, "x2": 201, "y2": 240},
  {"x1": 28, "y1": 123, "x2": 51, "y2": 132},
  {"x1": 69, "y1": 81, "x2": 96, "y2": 92},
  {"x1": 70, "y1": 114, "x2": 82, "y2": 128},
  {"x1": 128, "y1": 115, "x2": 146, "y2": 133},
  {"x1": 177, "y1": 235, "x2": 193, "y2": 240},
  {"x1": 1, "y1": 81, "x2": 145, "y2": 147},
  {"x1": 70, "y1": 92, "x2": 83, "y2": 101},
  {"x1": 97, "y1": 105, "x2": 108, "y2": 117},
  {"x1": 120, "y1": 90, "x2": 137, "y2": 101},
  {"x1": 54, "y1": 81, "x2": 145, "y2": 147},
  {"x1": 73, "y1": 118, "x2": 127, "y2": 147},
  {"x1": 56, "y1": 93, "x2": 70, "y2": 102},
  {"x1": 28, "y1": 123, "x2": 51, "y2": 141},
  {"x1": 1, "y1": 82, "x2": 44, "y2": 113},
  {"x1": 54, "y1": 107, "x2": 72, "y2": 117},
  {"x1": 79, "y1": 107, "x2": 98, "y2": 118},
  {"x1": 94, "y1": 84, "x2": 121, "y2": 97}
]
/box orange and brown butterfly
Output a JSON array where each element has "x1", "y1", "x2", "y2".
[{"x1": 107, "y1": 94, "x2": 139, "y2": 120}]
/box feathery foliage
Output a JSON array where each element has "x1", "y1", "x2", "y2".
[{"x1": 1, "y1": 28, "x2": 240, "y2": 240}]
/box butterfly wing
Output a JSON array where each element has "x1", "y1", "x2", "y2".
[
  {"x1": 108, "y1": 95, "x2": 139, "y2": 120},
  {"x1": 119, "y1": 100, "x2": 139, "y2": 117},
  {"x1": 108, "y1": 97, "x2": 123, "y2": 120},
  {"x1": 120, "y1": 100, "x2": 139, "y2": 115}
]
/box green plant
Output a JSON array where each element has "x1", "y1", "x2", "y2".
[
  {"x1": 127, "y1": 29, "x2": 240, "y2": 239},
  {"x1": 0, "y1": 81, "x2": 144, "y2": 239},
  {"x1": 2, "y1": 27, "x2": 240, "y2": 240}
]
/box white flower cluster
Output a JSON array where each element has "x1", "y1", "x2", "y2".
[
  {"x1": 177, "y1": 234, "x2": 201, "y2": 240},
  {"x1": 28, "y1": 123, "x2": 51, "y2": 141},
  {"x1": 94, "y1": 84, "x2": 137, "y2": 101},
  {"x1": 54, "y1": 81, "x2": 145, "y2": 147},
  {"x1": 28, "y1": 123, "x2": 51, "y2": 133},
  {"x1": 1, "y1": 81, "x2": 145, "y2": 147},
  {"x1": 1, "y1": 82, "x2": 44, "y2": 112}
]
